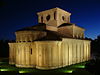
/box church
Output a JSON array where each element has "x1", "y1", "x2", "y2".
[{"x1": 9, "y1": 7, "x2": 91, "y2": 69}]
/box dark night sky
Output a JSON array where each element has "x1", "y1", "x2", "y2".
[{"x1": 0, "y1": 0, "x2": 100, "y2": 40}]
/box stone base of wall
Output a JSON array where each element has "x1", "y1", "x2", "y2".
[
  {"x1": 16, "y1": 64, "x2": 35, "y2": 68},
  {"x1": 36, "y1": 66, "x2": 60, "y2": 70}
]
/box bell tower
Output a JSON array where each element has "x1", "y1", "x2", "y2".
[{"x1": 37, "y1": 7, "x2": 71, "y2": 27}]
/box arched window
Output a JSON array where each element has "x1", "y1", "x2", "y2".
[
  {"x1": 62, "y1": 16, "x2": 65, "y2": 21},
  {"x1": 30, "y1": 48, "x2": 32, "y2": 54},
  {"x1": 46, "y1": 15, "x2": 50, "y2": 21},
  {"x1": 41, "y1": 16, "x2": 43, "y2": 23},
  {"x1": 54, "y1": 11, "x2": 56, "y2": 20}
]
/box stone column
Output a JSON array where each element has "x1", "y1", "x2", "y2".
[
  {"x1": 81, "y1": 43, "x2": 84, "y2": 62},
  {"x1": 68, "y1": 42, "x2": 72, "y2": 65},
  {"x1": 78, "y1": 43, "x2": 80, "y2": 63},
  {"x1": 84, "y1": 42, "x2": 87, "y2": 61},
  {"x1": 25, "y1": 46, "x2": 30, "y2": 67},
  {"x1": 48, "y1": 45, "x2": 52, "y2": 68},
  {"x1": 21, "y1": 46, "x2": 24, "y2": 66},
  {"x1": 86, "y1": 43, "x2": 88, "y2": 61},
  {"x1": 72, "y1": 42, "x2": 77, "y2": 64},
  {"x1": 88, "y1": 43, "x2": 91, "y2": 60},
  {"x1": 58, "y1": 42, "x2": 62, "y2": 67},
  {"x1": 38, "y1": 15, "x2": 42, "y2": 23}
]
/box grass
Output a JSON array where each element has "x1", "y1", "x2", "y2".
[{"x1": 0, "y1": 58, "x2": 94, "y2": 75}]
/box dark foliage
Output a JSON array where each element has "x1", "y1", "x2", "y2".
[
  {"x1": 85, "y1": 35, "x2": 100, "y2": 56},
  {"x1": 85, "y1": 59, "x2": 100, "y2": 75},
  {"x1": 85, "y1": 35, "x2": 100, "y2": 75},
  {"x1": 92, "y1": 35, "x2": 100, "y2": 53},
  {"x1": 0, "y1": 40, "x2": 9, "y2": 57},
  {"x1": 0, "y1": 40, "x2": 15, "y2": 57}
]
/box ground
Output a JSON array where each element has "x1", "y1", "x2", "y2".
[{"x1": 0, "y1": 58, "x2": 94, "y2": 75}]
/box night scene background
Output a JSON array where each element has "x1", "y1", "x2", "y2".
[
  {"x1": 0, "y1": 0, "x2": 100, "y2": 40},
  {"x1": 0, "y1": 0, "x2": 100, "y2": 75}
]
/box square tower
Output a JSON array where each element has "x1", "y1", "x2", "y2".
[{"x1": 37, "y1": 7, "x2": 71, "y2": 27}]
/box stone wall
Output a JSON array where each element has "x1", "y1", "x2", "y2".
[
  {"x1": 73, "y1": 25, "x2": 84, "y2": 38},
  {"x1": 58, "y1": 26, "x2": 73, "y2": 38},
  {"x1": 58, "y1": 25, "x2": 85, "y2": 39},
  {"x1": 9, "y1": 38, "x2": 91, "y2": 69},
  {"x1": 62, "y1": 38, "x2": 91, "y2": 66},
  {"x1": 37, "y1": 7, "x2": 71, "y2": 27},
  {"x1": 9, "y1": 43, "x2": 16, "y2": 64},
  {"x1": 15, "y1": 31, "x2": 46, "y2": 42}
]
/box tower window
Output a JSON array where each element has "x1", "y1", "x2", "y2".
[
  {"x1": 30, "y1": 48, "x2": 32, "y2": 54},
  {"x1": 46, "y1": 15, "x2": 50, "y2": 21},
  {"x1": 41, "y1": 16, "x2": 43, "y2": 23},
  {"x1": 54, "y1": 11, "x2": 56, "y2": 20},
  {"x1": 62, "y1": 16, "x2": 65, "y2": 21}
]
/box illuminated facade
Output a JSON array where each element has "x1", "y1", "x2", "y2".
[{"x1": 9, "y1": 7, "x2": 91, "y2": 69}]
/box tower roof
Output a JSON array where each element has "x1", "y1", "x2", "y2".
[{"x1": 37, "y1": 7, "x2": 71, "y2": 15}]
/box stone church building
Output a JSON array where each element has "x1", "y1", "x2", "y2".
[{"x1": 9, "y1": 7, "x2": 91, "y2": 69}]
